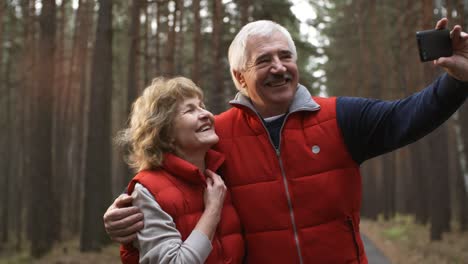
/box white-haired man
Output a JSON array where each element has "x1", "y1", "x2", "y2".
[{"x1": 106, "y1": 18, "x2": 467, "y2": 263}]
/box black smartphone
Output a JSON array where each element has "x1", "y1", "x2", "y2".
[{"x1": 416, "y1": 28, "x2": 453, "y2": 62}]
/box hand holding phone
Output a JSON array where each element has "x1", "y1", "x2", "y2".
[{"x1": 416, "y1": 29, "x2": 453, "y2": 62}]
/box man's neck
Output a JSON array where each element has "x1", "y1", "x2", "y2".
[{"x1": 252, "y1": 102, "x2": 289, "y2": 118}]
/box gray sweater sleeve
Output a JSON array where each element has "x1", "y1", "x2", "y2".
[{"x1": 131, "y1": 183, "x2": 213, "y2": 264}]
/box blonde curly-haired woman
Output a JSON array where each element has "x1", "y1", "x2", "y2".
[{"x1": 117, "y1": 77, "x2": 244, "y2": 264}]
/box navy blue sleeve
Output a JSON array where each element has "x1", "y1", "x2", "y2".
[{"x1": 337, "y1": 73, "x2": 468, "y2": 165}]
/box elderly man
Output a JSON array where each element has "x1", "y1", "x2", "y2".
[{"x1": 105, "y1": 18, "x2": 467, "y2": 263}]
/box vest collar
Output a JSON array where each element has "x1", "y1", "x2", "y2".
[
  {"x1": 229, "y1": 84, "x2": 321, "y2": 115},
  {"x1": 162, "y1": 149, "x2": 225, "y2": 185}
]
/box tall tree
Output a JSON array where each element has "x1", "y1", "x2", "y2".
[
  {"x1": 0, "y1": 0, "x2": 8, "y2": 246},
  {"x1": 154, "y1": 0, "x2": 164, "y2": 75},
  {"x1": 175, "y1": 0, "x2": 185, "y2": 76},
  {"x1": 420, "y1": 0, "x2": 451, "y2": 240},
  {"x1": 455, "y1": 0, "x2": 468, "y2": 231},
  {"x1": 143, "y1": 1, "x2": 150, "y2": 85},
  {"x1": 238, "y1": 0, "x2": 250, "y2": 26},
  {"x1": 191, "y1": 0, "x2": 201, "y2": 84},
  {"x1": 51, "y1": 0, "x2": 69, "y2": 242},
  {"x1": 210, "y1": 0, "x2": 224, "y2": 113},
  {"x1": 67, "y1": 0, "x2": 92, "y2": 236},
  {"x1": 13, "y1": 0, "x2": 36, "y2": 251},
  {"x1": 127, "y1": 0, "x2": 142, "y2": 112},
  {"x1": 164, "y1": 0, "x2": 179, "y2": 75},
  {"x1": 30, "y1": 0, "x2": 56, "y2": 257},
  {"x1": 80, "y1": 0, "x2": 113, "y2": 251}
]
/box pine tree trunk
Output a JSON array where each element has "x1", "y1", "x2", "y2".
[
  {"x1": 80, "y1": 0, "x2": 113, "y2": 251},
  {"x1": 30, "y1": 0, "x2": 56, "y2": 257},
  {"x1": 238, "y1": 0, "x2": 250, "y2": 26},
  {"x1": 164, "y1": 0, "x2": 178, "y2": 75},
  {"x1": 191, "y1": 0, "x2": 201, "y2": 85},
  {"x1": 0, "y1": 0, "x2": 8, "y2": 246},
  {"x1": 176, "y1": 0, "x2": 184, "y2": 75},
  {"x1": 155, "y1": 1, "x2": 163, "y2": 75},
  {"x1": 143, "y1": 1, "x2": 150, "y2": 85},
  {"x1": 211, "y1": 0, "x2": 224, "y2": 113},
  {"x1": 429, "y1": 125, "x2": 451, "y2": 240},
  {"x1": 127, "y1": 0, "x2": 142, "y2": 111},
  {"x1": 65, "y1": 0, "x2": 92, "y2": 236}
]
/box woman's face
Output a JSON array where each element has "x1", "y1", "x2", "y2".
[{"x1": 172, "y1": 96, "x2": 218, "y2": 154}]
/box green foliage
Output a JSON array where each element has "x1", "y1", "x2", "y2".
[
  {"x1": 382, "y1": 225, "x2": 408, "y2": 240},
  {"x1": 379, "y1": 214, "x2": 414, "y2": 241}
]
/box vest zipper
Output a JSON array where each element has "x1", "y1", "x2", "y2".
[
  {"x1": 276, "y1": 149, "x2": 304, "y2": 264},
  {"x1": 248, "y1": 110, "x2": 305, "y2": 263},
  {"x1": 346, "y1": 217, "x2": 361, "y2": 263},
  {"x1": 231, "y1": 97, "x2": 320, "y2": 263},
  {"x1": 276, "y1": 112, "x2": 304, "y2": 264}
]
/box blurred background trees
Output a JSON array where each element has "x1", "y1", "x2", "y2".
[{"x1": 0, "y1": 0, "x2": 467, "y2": 259}]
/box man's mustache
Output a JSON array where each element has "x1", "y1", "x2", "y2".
[{"x1": 264, "y1": 72, "x2": 293, "y2": 84}]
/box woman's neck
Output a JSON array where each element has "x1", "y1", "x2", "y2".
[{"x1": 178, "y1": 149, "x2": 208, "y2": 172}]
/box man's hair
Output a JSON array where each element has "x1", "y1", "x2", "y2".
[
  {"x1": 116, "y1": 76, "x2": 203, "y2": 172},
  {"x1": 228, "y1": 20, "x2": 297, "y2": 95}
]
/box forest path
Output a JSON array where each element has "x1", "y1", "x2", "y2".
[{"x1": 362, "y1": 234, "x2": 392, "y2": 263}]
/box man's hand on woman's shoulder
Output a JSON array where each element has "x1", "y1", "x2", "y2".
[{"x1": 103, "y1": 194, "x2": 144, "y2": 244}]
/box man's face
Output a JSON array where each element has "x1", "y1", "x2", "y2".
[{"x1": 235, "y1": 32, "x2": 299, "y2": 117}]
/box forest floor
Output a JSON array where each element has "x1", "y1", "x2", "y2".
[
  {"x1": 1, "y1": 215, "x2": 468, "y2": 264},
  {"x1": 360, "y1": 215, "x2": 468, "y2": 264},
  {"x1": 0, "y1": 240, "x2": 120, "y2": 264}
]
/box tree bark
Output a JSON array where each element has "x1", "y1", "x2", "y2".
[
  {"x1": 164, "y1": 0, "x2": 178, "y2": 75},
  {"x1": 155, "y1": 0, "x2": 163, "y2": 75},
  {"x1": 80, "y1": 0, "x2": 113, "y2": 251},
  {"x1": 238, "y1": 0, "x2": 250, "y2": 26},
  {"x1": 127, "y1": 0, "x2": 142, "y2": 112},
  {"x1": 429, "y1": 125, "x2": 451, "y2": 240},
  {"x1": 191, "y1": 0, "x2": 201, "y2": 85},
  {"x1": 0, "y1": 0, "x2": 8, "y2": 246},
  {"x1": 210, "y1": 0, "x2": 224, "y2": 113},
  {"x1": 144, "y1": 1, "x2": 150, "y2": 85},
  {"x1": 176, "y1": 0, "x2": 184, "y2": 75},
  {"x1": 30, "y1": 0, "x2": 56, "y2": 257}
]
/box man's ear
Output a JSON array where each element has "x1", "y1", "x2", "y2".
[{"x1": 233, "y1": 70, "x2": 245, "y2": 87}]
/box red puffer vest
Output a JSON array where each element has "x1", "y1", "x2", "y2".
[
  {"x1": 120, "y1": 150, "x2": 244, "y2": 264},
  {"x1": 213, "y1": 91, "x2": 367, "y2": 264}
]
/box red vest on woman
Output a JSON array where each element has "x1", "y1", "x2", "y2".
[
  {"x1": 214, "y1": 93, "x2": 367, "y2": 264},
  {"x1": 120, "y1": 150, "x2": 244, "y2": 264}
]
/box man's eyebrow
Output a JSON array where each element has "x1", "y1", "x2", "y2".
[
  {"x1": 254, "y1": 53, "x2": 270, "y2": 62},
  {"x1": 279, "y1": 50, "x2": 292, "y2": 55}
]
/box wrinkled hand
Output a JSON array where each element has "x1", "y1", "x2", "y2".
[
  {"x1": 103, "y1": 194, "x2": 144, "y2": 244},
  {"x1": 203, "y1": 170, "x2": 227, "y2": 214},
  {"x1": 434, "y1": 18, "x2": 468, "y2": 82}
]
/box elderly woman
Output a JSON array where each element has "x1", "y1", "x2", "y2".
[{"x1": 117, "y1": 77, "x2": 244, "y2": 264}]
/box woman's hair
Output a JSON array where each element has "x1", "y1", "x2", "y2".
[
  {"x1": 228, "y1": 20, "x2": 297, "y2": 95},
  {"x1": 116, "y1": 76, "x2": 203, "y2": 172}
]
